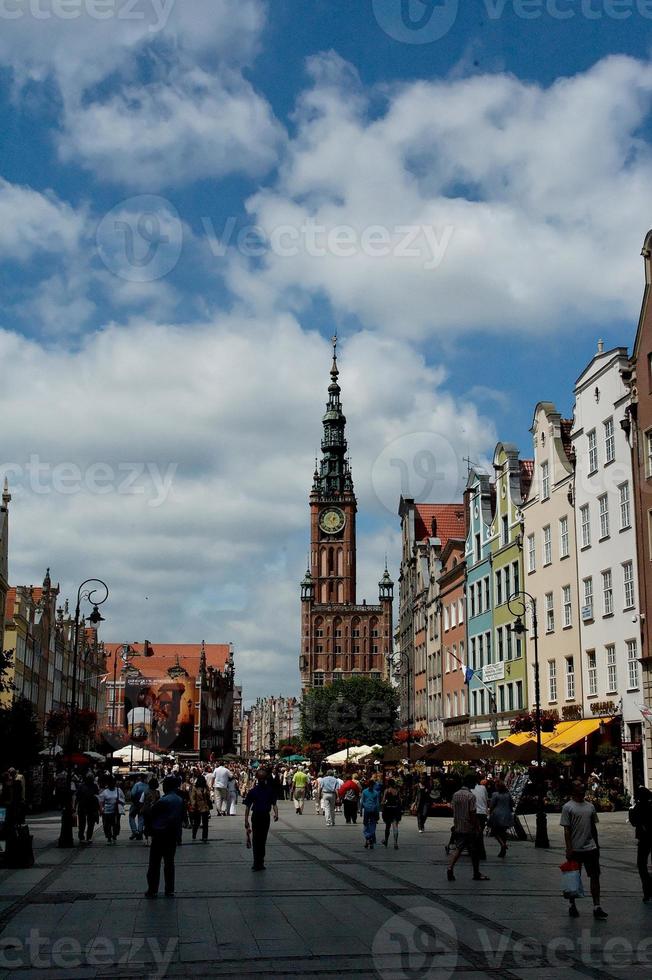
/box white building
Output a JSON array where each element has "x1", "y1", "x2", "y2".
[{"x1": 572, "y1": 342, "x2": 645, "y2": 793}]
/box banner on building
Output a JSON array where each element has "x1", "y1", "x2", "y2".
[
  {"x1": 637, "y1": 703, "x2": 652, "y2": 726},
  {"x1": 123, "y1": 672, "x2": 196, "y2": 753}
]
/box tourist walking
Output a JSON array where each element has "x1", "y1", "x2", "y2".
[
  {"x1": 447, "y1": 774, "x2": 489, "y2": 882},
  {"x1": 629, "y1": 785, "x2": 652, "y2": 901},
  {"x1": 381, "y1": 779, "x2": 402, "y2": 849},
  {"x1": 291, "y1": 767, "x2": 309, "y2": 815},
  {"x1": 360, "y1": 779, "x2": 380, "y2": 849},
  {"x1": 561, "y1": 780, "x2": 607, "y2": 919},
  {"x1": 320, "y1": 771, "x2": 340, "y2": 827},
  {"x1": 76, "y1": 775, "x2": 100, "y2": 844},
  {"x1": 128, "y1": 773, "x2": 149, "y2": 841},
  {"x1": 488, "y1": 780, "x2": 513, "y2": 858},
  {"x1": 313, "y1": 773, "x2": 323, "y2": 814},
  {"x1": 189, "y1": 775, "x2": 212, "y2": 842},
  {"x1": 244, "y1": 768, "x2": 279, "y2": 871},
  {"x1": 211, "y1": 762, "x2": 232, "y2": 815},
  {"x1": 144, "y1": 775, "x2": 185, "y2": 898},
  {"x1": 141, "y1": 778, "x2": 160, "y2": 845},
  {"x1": 413, "y1": 775, "x2": 431, "y2": 834},
  {"x1": 338, "y1": 774, "x2": 361, "y2": 824},
  {"x1": 99, "y1": 777, "x2": 125, "y2": 844},
  {"x1": 227, "y1": 773, "x2": 239, "y2": 815}
]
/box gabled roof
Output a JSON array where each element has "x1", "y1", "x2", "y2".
[
  {"x1": 414, "y1": 503, "x2": 465, "y2": 546},
  {"x1": 560, "y1": 419, "x2": 573, "y2": 460},
  {"x1": 104, "y1": 642, "x2": 231, "y2": 678}
]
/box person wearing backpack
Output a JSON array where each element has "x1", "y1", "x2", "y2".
[
  {"x1": 338, "y1": 775, "x2": 361, "y2": 824},
  {"x1": 629, "y1": 785, "x2": 652, "y2": 902},
  {"x1": 129, "y1": 774, "x2": 149, "y2": 841}
]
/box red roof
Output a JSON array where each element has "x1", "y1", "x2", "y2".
[
  {"x1": 414, "y1": 504, "x2": 465, "y2": 546},
  {"x1": 519, "y1": 459, "x2": 534, "y2": 498},
  {"x1": 104, "y1": 642, "x2": 230, "y2": 678},
  {"x1": 5, "y1": 587, "x2": 16, "y2": 619}
]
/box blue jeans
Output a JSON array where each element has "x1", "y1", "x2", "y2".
[
  {"x1": 129, "y1": 807, "x2": 143, "y2": 836},
  {"x1": 362, "y1": 810, "x2": 378, "y2": 842}
]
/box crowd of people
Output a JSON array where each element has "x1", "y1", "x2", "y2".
[{"x1": 3, "y1": 756, "x2": 652, "y2": 917}]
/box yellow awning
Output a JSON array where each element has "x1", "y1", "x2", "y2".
[
  {"x1": 544, "y1": 718, "x2": 609, "y2": 753},
  {"x1": 500, "y1": 732, "x2": 534, "y2": 746}
]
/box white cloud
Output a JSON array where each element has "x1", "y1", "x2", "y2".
[
  {"x1": 0, "y1": 317, "x2": 494, "y2": 700},
  {"x1": 0, "y1": 178, "x2": 84, "y2": 259},
  {"x1": 0, "y1": 0, "x2": 281, "y2": 188},
  {"x1": 228, "y1": 52, "x2": 652, "y2": 338}
]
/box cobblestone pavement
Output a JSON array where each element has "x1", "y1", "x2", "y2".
[{"x1": 0, "y1": 803, "x2": 650, "y2": 978}]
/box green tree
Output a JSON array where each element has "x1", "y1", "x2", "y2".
[
  {"x1": 300, "y1": 676, "x2": 399, "y2": 754},
  {"x1": 0, "y1": 697, "x2": 43, "y2": 771},
  {"x1": 0, "y1": 648, "x2": 14, "y2": 696}
]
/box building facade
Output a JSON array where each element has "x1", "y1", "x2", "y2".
[
  {"x1": 572, "y1": 343, "x2": 644, "y2": 793},
  {"x1": 522, "y1": 404, "x2": 583, "y2": 719},
  {"x1": 626, "y1": 229, "x2": 652, "y2": 789},
  {"x1": 244, "y1": 695, "x2": 301, "y2": 758},
  {"x1": 465, "y1": 468, "x2": 497, "y2": 742},
  {"x1": 300, "y1": 340, "x2": 393, "y2": 691},
  {"x1": 439, "y1": 537, "x2": 468, "y2": 743}
]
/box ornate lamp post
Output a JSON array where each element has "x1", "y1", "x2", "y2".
[
  {"x1": 507, "y1": 590, "x2": 549, "y2": 849},
  {"x1": 388, "y1": 650, "x2": 413, "y2": 764},
  {"x1": 58, "y1": 579, "x2": 109, "y2": 848}
]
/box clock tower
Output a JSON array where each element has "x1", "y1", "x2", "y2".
[{"x1": 299, "y1": 338, "x2": 393, "y2": 692}]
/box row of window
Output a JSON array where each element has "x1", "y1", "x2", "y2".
[
  {"x1": 584, "y1": 418, "x2": 616, "y2": 477},
  {"x1": 313, "y1": 671, "x2": 382, "y2": 687},
  {"x1": 579, "y1": 484, "x2": 631, "y2": 548},
  {"x1": 313, "y1": 645, "x2": 381, "y2": 654},
  {"x1": 314, "y1": 627, "x2": 382, "y2": 638},
  {"x1": 443, "y1": 599, "x2": 465, "y2": 631},
  {"x1": 581, "y1": 563, "x2": 635, "y2": 618},
  {"x1": 469, "y1": 629, "x2": 523, "y2": 670},
  {"x1": 472, "y1": 681, "x2": 524, "y2": 717},
  {"x1": 547, "y1": 639, "x2": 639, "y2": 701}
]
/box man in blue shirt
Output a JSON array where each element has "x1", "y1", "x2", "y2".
[
  {"x1": 144, "y1": 776, "x2": 184, "y2": 897},
  {"x1": 244, "y1": 768, "x2": 278, "y2": 871}
]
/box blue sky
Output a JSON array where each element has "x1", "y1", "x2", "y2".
[{"x1": 1, "y1": 0, "x2": 651, "y2": 700}]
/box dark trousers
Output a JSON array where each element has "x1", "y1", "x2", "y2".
[
  {"x1": 102, "y1": 813, "x2": 119, "y2": 840},
  {"x1": 252, "y1": 811, "x2": 271, "y2": 869},
  {"x1": 453, "y1": 832, "x2": 481, "y2": 876},
  {"x1": 78, "y1": 809, "x2": 98, "y2": 841},
  {"x1": 191, "y1": 811, "x2": 209, "y2": 840},
  {"x1": 637, "y1": 837, "x2": 652, "y2": 899},
  {"x1": 417, "y1": 804, "x2": 429, "y2": 831},
  {"x1": 147, "y1": 830, "x2": 177, "y2": 895},
  {"x1": 343, "y1": 799, "x2": 358, "y2": 823},
  {"x1": 477, "y1": 815, "x2": 487, "y2": 860}
]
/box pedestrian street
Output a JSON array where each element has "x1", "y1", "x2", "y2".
[{"x1": 0, "y1": 803, "x2": 650, "y2": 978}]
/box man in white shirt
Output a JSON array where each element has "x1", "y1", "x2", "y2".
[
  {"x1": 471, "y1": 774, "x2": 489, "y2": 861},
  {"x1": 319, "y1": 771, "x2": 341, "y2": 827},
  {"x1": 211, "y1": 763, "x2": 232, "y2": 815}
]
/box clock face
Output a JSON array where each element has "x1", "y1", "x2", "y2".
[{"x1": 319, "y1": 507, "x2": 346, "y2": 535}]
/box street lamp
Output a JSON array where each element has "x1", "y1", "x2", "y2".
[
  {"x1": 58, "y1": 579, "x2": 109, "y2": 848},
  {"x1": 388, "y1": 650, "x2": 413, "y2": 765},
  {"x1": 507, "y1": 590, "x2": 550, "y2": 849}
]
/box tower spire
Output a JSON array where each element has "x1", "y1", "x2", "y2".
[
  {"x1": 312, "y1": 334, "x2": 352, "y2": 498},
  {"x1": 330, "y1": 333, "x2": 339, "y2": 381}
]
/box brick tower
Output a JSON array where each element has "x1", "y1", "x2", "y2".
[{"x1": 299, "y1": 337, "x2": 393, "y2": 692}]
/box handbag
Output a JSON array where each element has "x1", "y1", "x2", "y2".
[{"x1": 560, "y1": 861, "x2": 585, "y2": 899}]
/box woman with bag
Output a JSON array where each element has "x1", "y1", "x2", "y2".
[
  {"x1": 488, "y1": 780, "x2": 514, "y2": 858},
  {"x1": 189, "y1": 775, "x2": 212, "y2": 842}
]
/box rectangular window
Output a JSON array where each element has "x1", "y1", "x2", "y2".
[
  {"x1": 543, "y1": 525, "x2": 552, "y2": 565},
  {"x1": 501, "y1": 514, "x2": 509, "y2": 546},
  {"x1": 598, "y1": 494, "x2": 610, "y2": 539},
  {"x1": 485, "y1": 631, "x2": 492, "y2": 664},
  {"x1": 619, "y1": 482, "x2": 631, "y2": 530},
  {"x1": 504, "y1": 565, "x2": 511, "y2": 601},
  {"x1": 548, "y1": 660, "x2": 557, "y2": 702},
  {"x1": 646, "y1": 430, "x2": 652, "y2": 477},
  {"x1": 475, "y1": 533, "x2": 481, "y2": 562},
  {"x1": 471, "y1": 637, "x2": 476, "y2": 671},
  {"x1": 444, "y1": 606, "x2": 450, "y2": 631},
  {"x1": 587, "y1": 651, "x2": 597, "y2": 696},
  {"x1": 527, "y1": 534, "x2": 536, "y2": 573},
  {"x1": 497, "y1": 626, "x2": 504, "y2": 661},
  {"x1": 565, "y1": 657, "x2": 575, "y2": 700},
  {"x1": 495, "y1": 570, "x2": 503, "y2": 605},
  {"x1": 541, "y1": 460, "x2": 550, "y2": 499},
  {"x1": 560, "y1": 585, "x2": 570, "y2": 627},
  {"x1": 606, "y1": 644, "x2": 617, "y2": 693},
  {"x1": 627, "y1": 639, "x2": 640, "y2": 690},
  {"x1": 506, "y1": 626, "x2": 513, "y2": 661},
  {"x1": 484, "y1": 577, "x2": 490, "y2": 611},
  {"x1": 545, "y1": 592, "x2": 554, "y2": 632},
  {"x1": 314, "y1": 672, "x2": 325, "y2": 687},
  {"x1": 623, "y1": 560, "x2": 635, "y2": 609},
  {"x1": 499, "y1": 685, "x2": 505, "y2": 712},
  {"x1": 507, "y1": 683, "x2": 514, "y2": 711},
  {"x1": 602, "y1": 569, "x2": 613, "y2": 616},
  {"x1": 515, "y1": 680, "x2": 523, "y2": 710},
  {"x1": 559, "y1": 515, "x2": 569, "y2": 558},
  {"x1": 472, "y1": 690, "x2": 478, "y2": 716},
  {"x1": 478, "y1": 634, "x2": 484, "y2": 669},
  {"x1": 450, "y1": 603, "x2": 457, "y2": 628},
  {"x1": 480, "y1": 689, "x2": 486, "y2": 715},
  {"x1": 477, "y1": 582, "x2": 483, "y2": 615},
  {"x1": 458, "y1": 599, "x2": 464, "y2": 624},
  {"x1": 604, "y1": 417, "x2": 615, "y2": 464},
  {"x1": 583, "y1": 577, "x2": 593, "y2": 617},
  {"x1": 470, "y1": 588, "x2": 476, "y2": 618},
  {"x1": 588, "y1": 429, "x2": 598, "y2": 473},
  {"x1": 512, "y1": 561, "x2": 520, "y2": 596},
  {"x1": 580, "y1": 505, "x2": 591, "y2": 548}
]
